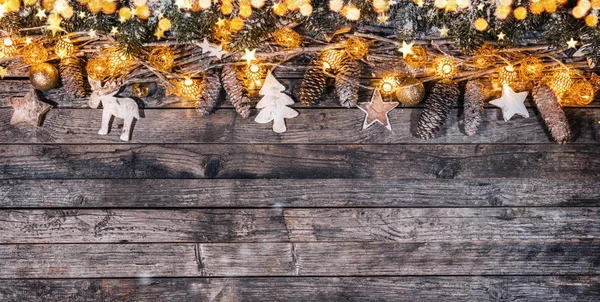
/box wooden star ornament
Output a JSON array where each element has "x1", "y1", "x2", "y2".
[
  {"x1": 8, "y1": 89, "x2": 52, "y2": 127},
  {"x1": 358, "y1": 90, "x2": 399, "y2": 131}
]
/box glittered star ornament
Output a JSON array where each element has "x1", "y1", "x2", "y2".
[
  {"x1": 241, "y1": 48, "x2": 257, "y2": 64},
  {"x1": 440, "y1": 26, "x2": 449, "y2": 37},
  {"x1": 8, "y1": 89, "x2": 52, "y2": 127},
  {"x1": 358, "y1": 90, "x2": 399, "y2": 131},
  {"x1": 36, "y1": 9, "x2": 47, "y2": 20},
  {"x1": 398, "y1": 41, "x2": 414, "y2": 59},
  {"x1": 490, "y1": 84, "x2": 530, "y2": 121},
  {"x1": 497, "y1": 32, "x2": 506, "y2": 40},
  {"x1": 566, "y1": 38, "x2": 578, "y2": 49}
]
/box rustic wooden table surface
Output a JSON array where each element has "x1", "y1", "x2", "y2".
[{"x1": 0, "y1": 71, "x2": 599, "y2": 301}]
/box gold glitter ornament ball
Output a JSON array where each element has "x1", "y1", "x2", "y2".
[
  {"x1": 344, "y1": 37, "x2": 369, "y2": 59},
  {"x1": 547, "y1": 70, "x2": 573, "y2": 96},
  {"x1": 22, "y1": 42, "x2": 49, "y2": 65},
  {"x1": 148, "y1": 46, "x2": 175, "y2": 72},
  {"x1": 520, "y1": 57, "x2": 544, "y2": 81},
  {"x1": 30, "y1": 62, "x2": 60, "y2": 91},
  {"x1": 405, "y1": 45, "x2": 428, "y2": 68},
  {"x1": 132, "y1": 82, "x2": 151, "y2": 98},
  {"x1": 86, "y1": 56, "x2": 109, "y2": 81},
  {"x1": 561, "y1": 80, "x2": 595, "y2": 106},
  {"x1": 273, "y1": 28, "x2": 302, "y2": 48},
  {"x1": 396, "y1": 76, "x2": 425, "y2": 106}
]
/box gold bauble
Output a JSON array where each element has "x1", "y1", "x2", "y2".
[
  {"x1": 520, "y1": 57, "x2": 544, "y2": 81},
  {"x1": 0, "y1": 38, "x2": 18, "y2": 58},
  {"x1": 345, "y1": 37, "x2": 369, "y2": 59},
  {"x1": 405, "y1": 45, "x2": 428, "y2": 68},
  {"x1": 22, "y1": 42, "x2": 49, "y2": 65},
  {"x1": 561, "y1": 80, "x2": 594, "y2": 106},
  {"x1": 132, "y1": 82, "x2": 150, "y2": 98},
  {"x1": 396, "y1": 76, "x2": 425, "y2": 106},
  {"x1": 86, "y1": 56, "x2": 109, "y2": 80},
  {"x1": 107, "y1": 49, "x2": 135, "y2": 77},
  {"x1": 148, "y1": 46, "x2": 175, "y2": 72},
  {"x1": 244, "y1": 62, "x2": 266, "y2": 81},
  {"x1": 498, "y1": 65, "x2": 518, "y2": 85},
  {"x1": 29, "y1": 62, "x2": 60, "y2": 91},
  {"x1": 547, "y1": 69, "x2": 573, "y2": 96},
  {"x1": 432, "y1": 56, "x2": 459, "y2": 81},
  {"x1": 273, "y1": 28, "x2": 302, "y2": 48},
  {"x1": 174, "y1": 77, "x2": 202, "y2": 99},
  {"x1": 55, "y1": 37, "x2": 75, "y2": 59}
]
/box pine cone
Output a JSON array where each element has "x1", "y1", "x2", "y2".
[
  {"x1": 415, "y1": 82, "x2": 460, "y2": 139},
  {"x1": 299, "y1": 57, "x2": 328, "y2": 106},
  {"x1": 59, "y1": 57, "x2": 86, "y2": 98},
  {"x1": 221, "y1": 65, "x2": 251, "y2": 118},
  {"x1": 197, "y1": 71, "x2": 222, "y2": 116},
  {"x1": 463, "y1": 80, "x2": 484, "y2": 136},
  {"x1": 335, "y1": 58, "x2": 362, "y2": 107},
  {"x1": 532, "y1": 84, "x2": 571, "y2": 144}
]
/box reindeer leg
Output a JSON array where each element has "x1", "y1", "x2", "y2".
[
  {"x1": 98, "y1": 108, "x2": 111, "y2": 135},
  {"x1": 120, "y1": 115, "x2": 134, "y2": 141}
]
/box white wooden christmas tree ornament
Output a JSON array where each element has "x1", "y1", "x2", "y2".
[
  {"x1": 89, "y1": 77, "x2": 140, "y2": 141},
  {"x1": 254, "y1": 71, "x2": 299, "y2": 133}
]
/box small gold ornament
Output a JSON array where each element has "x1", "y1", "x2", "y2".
[
  {"x1": 405, "y1": 45, "x2": 428, "y2": 68},
  {"x1": 396, "y1": 76, "x2": 425, "y2": 106},
  {"x1": 345, "y1": 37, "x2": 369, "y2": 59},
  {"x1": 54, "y1": 37, "x2": 75, "y2": 59},
  {"x1": 132, "y1": 82, "x2": 150, "y2": 98},
  {"x1": 498, "y1": 65, "x2": 518, "y2": 85},
  {"x1": 379, "y1": 75, "x2": 401, "y2": 95},
  {"x1": 244, "y1": 62, "x2": 266, "y2": 81},
  {"x1": 547, "y1": 69, "x2": 573, "y2": 96},
  {"x1": 519, "y1": 56, "x2": 544, "y2": 81},
  {"x1": 561, "y1": 80, "x2": 594, "y2": 106},
  {"x1": 148, "y1": 46, "x2": 175, "y2": 72},
  {"x1": 320, "y1": 49, "x2": 346, "y2": 73},
  {"x1": 473, "y1": 45, "x2": 496, "y2": 69},
  {"x1": 432, "y1": 56, "x2": 459, "y2": 81},
  {"x1": 22, "y1": 42, "x2": 49, "y2": 65},
  {"x1": 86, "y1": 56, "x2": 109, "y2": 81},
  {"x1": 273, "y1": 28, "x2": 302, "y2": 48},
  {"x1": 174, "y1": 77, "x2": 202, "y2": 99},
  {"x1": 0, "y1": 37, "x2": 18, "y2": 58},
  {"x1": 29, "y1": 62, "x2": 60, "y2": 91},
  {"x1": 107, "y1": 48, "x2": 135, "y2": 77}
]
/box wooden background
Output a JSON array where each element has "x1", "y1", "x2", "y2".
[{"x1": 0, "y1": 68, "x2": 599, "y2": 301}]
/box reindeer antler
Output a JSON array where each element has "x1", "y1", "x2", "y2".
[{"x1": 87, "y1": 76, "x2": 123, "y2": 95}]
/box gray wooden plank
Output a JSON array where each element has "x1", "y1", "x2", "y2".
[
  {"x1": 0, "y1": 144, "x2": 599, "y2": 179},
  {"x1": 2, "y1": 179, "x2": 598, "y2": 208},
  {"x1": 1, "y1": 241, "x2": 598, "y2": 278},
  {"x1": 1, "y1": 108, "x2": 598, "y2": 144},
  {"x1": 1, "y1": 79, "x2": 598, "y2": 109},
  {"x1": 0, "y1": 208, "x2": 597, "y2": 243},
  {"x1": 1, "y1": 276, "x2": 598, "y2": 301}
]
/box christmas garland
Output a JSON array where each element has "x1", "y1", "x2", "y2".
[{"x1": 2, "y1": 0, "x2": 599, "y2": 143}]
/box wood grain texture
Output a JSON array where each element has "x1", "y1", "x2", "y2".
[
  {"x1": 0, "y1": 208, "x2": 597, "y2": 243},
  {"x1": 2, "y1": 179, "x2": 599, "y2": 208},
  {"x1": 1, "y1": 241, "x2": 599, "y2": 278},
  {"x1": 1, "y1": 107, "x2": 599, "y2": 144},
  {"x1": 1, "y1": 144, "x2": 599, "y2": 179},
  {"x1": 1, "y1": 276, "x2": 598, "y2": 302}
]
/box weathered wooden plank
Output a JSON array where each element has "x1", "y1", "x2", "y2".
[
  {"x1": 1, "y1": 79, "x2": 598, "y2": 109},
  {"x1": 1, "y1": 241, "x2": 598, "y2": 278},
  {"x1": 1, "y1": 208, "x2": 597, "y2": 243},
  {"x1": 0, "y1": 144, "x2": 598, "y2": 179},
  {"x1": 1, "y1": 108, "x2": 598, "y2": 144},
  {"x1": 1, "y1": 276, "x2": 598, "y2": 301},
  {"x1": 2, "y1": 179, "x2": 598, "y2": 208}
]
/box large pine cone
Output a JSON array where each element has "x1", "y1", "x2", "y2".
[
  {"x1": 335, "y1": 58, "x2": 361, "y2": 107},
  {"x1": 463, "y1": 80, "x2": 484, "y2": 136},
  {"x1": 59, "y1": 57, "x2": 86, "y2": 98},
  {"x1": 197, "y1": 71, "x2": 222, "y2": 116},
  {"x1": 415, "y1": 82, "x2": 460, "y2": 139},
  {"x1": 221, "y1": 65, "x2": 251, "y2": 118},
  {"x1": 532, "y1": 84, "x2": 571, "y2": 144},
  {"x1": 299, "y1": 57, "x2": 328, "y2": 106}
]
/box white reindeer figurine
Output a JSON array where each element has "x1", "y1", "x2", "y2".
[{"x1": 88, "y1": 77, "x2": 140, "y2": 141}]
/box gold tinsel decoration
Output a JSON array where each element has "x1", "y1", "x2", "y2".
[
  {"x1": 22, "y1": 42, "x2": 48, "y2": 65},
  {"x1": 29, "y1": 62, "x2": 60, "y2": 91},
  {"x1": 561, "y1": 80, "x2": 595, "y2": 106},
  {"x1": 473, "y1": 45, "x2": 496, "y2": 69},
  {"x1": 520, "y1": 57, "x2": 544, "y2": 81},
  {"x1": 498, "y1": 65, "x2": 518, "y2": 85},
  {"x1": 547, "y1": 69, "x2": 573, "y2": 96},
  {"x1": 344, "y1": 37, "x2": 369, "y2": 59},
  {"x1": 54, "y1": 37, "x2": 75, "y2": 58},
  {"x1": 405, "y1": 45, "x2": 428, "y2": 68},
  {"x1": 273, "y1": 28, "x2": 302, "y2": 48},
  {"x1": 86, "y1": 56, "x2": 110, "y2": 81},
  {"x1": 432, "y1": 56, "x2": 458, "y2": 81},
  {"x1": 148, "y1": 46, "x2": 175, "y2": 72}
]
